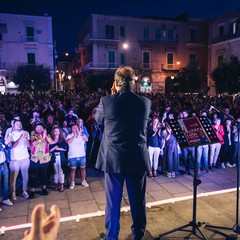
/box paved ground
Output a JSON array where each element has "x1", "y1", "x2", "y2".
[{"x1": 0, "y1": 166, "x2": 239, "y2": 240}]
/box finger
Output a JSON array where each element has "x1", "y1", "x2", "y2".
[
  {"x1": 30, "y1": 204, "x2": 45, "y2": 239},
  {"x1": 24, "y1": 229, "x2": 30, "y2": 236}
]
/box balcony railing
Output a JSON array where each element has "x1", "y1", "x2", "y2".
[
  {"x1": 21, "y1": 36, "x2": 39, "y2": 43},
  {"x1": 82, "y1": 62, "x2": 181, "y2": 72},
  {"x1": 212, "y1": 31, "x2": 240, "y2": 44}
]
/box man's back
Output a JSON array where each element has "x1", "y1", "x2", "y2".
[{"x1": 95, "y1": 89, "x2": 151, "y2": 173}]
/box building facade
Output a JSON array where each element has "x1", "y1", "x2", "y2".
[
  {"x1": 0, "y1": 13, "x2": 54, "y2": 93},
  {"x1": 208, "y1": 9, "x2": 240, "y2": 93},
  {"x1": 75, "y1": 14, "x2": 209, "y2": 93}
]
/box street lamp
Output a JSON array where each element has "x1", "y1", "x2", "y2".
[{"x1": 122, "y1": 42, "x2": 129, "y2": 49}]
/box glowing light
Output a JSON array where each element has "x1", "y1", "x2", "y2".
[{"x1": 122, "y1": 43, "x2": 129, "y2": 49}]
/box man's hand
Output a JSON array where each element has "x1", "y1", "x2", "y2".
[
  {"x1": 111, "y1": 81, "x2": 117, "y2": 95},
  {"x1": 22, "y1": 204, "x2": 60, "y2": 240}
]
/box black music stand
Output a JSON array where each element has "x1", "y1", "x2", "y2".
[{"x1": 159, "y1": 117, "x2": 220, "y2": 240}]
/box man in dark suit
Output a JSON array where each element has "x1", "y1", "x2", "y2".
[{"x1": 94, "y1": 66, "x2": 151, "y2": 240}]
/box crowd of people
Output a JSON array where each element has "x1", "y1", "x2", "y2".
[{"x1": 0, "y1": 89, "x2": 239, "y2": 211}]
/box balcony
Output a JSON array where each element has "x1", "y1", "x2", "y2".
[
  {"x1": 82, "y1": 62, "x2": 121, "y2": 71},
  {"x1": 21, "y1": 36, "x2": 39, "y2": 45},
  {"x1": 212, "y1": 31, "x2": 240, "y2": 44},
  {"x1": 82, "y1": 33, "x2": 120, "y2": 46},
  {"x1": 81, "y1": 61, "x2": 181, "y2": 73}
]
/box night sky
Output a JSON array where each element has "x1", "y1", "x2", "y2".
[{"x1": 1, "y1": 0, "x2": 240, "y2": 57}]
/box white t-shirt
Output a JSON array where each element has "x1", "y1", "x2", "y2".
[
  {"x1": 10, "y1": 130, "x2": 30, "y2": 160},
  {"x1": 66, "y1": 133, "x2": 86, "y2": 158}
]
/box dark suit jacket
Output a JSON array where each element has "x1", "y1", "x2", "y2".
[{"x1": 94, "y1": 89, "x2": 151, "y2": 173}]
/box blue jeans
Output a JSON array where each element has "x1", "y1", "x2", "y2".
[
  {"x1": 0, "y1": 162, "x2": 10, "y2": 200},
  {"x1": 197, "y1": 145, "x2": 209, "y2": 169},
  {"x1": 232, "y1": 141, "x2": 238, "y2": 164},
  {"x1": 105, "y1": 172, "x2": 146, "y2": 240}
]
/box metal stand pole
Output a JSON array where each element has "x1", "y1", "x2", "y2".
[{"x1": 159, "y1": 146, "x2": 208, "y2": 239}]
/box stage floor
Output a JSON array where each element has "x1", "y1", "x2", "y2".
[{"x1": 0, "y1": 167, "x2": 238, "y2": 239}]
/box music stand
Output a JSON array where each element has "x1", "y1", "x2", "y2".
[{"x1": 159, "y1": 116, "x2": 220, "y2": 240}]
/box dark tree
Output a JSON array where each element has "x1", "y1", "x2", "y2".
[
  {"x1": 177, "y1": 63, "x2": 205, "y2": 93},
  {"x1": 14, "y1": 64, "x2": 52, "y2": 93},
  {"x1": 84, "y1": 73, "x2": 114, "y2": 91},
  {"x1": 211, "y1": 55, "x2": 240, "y2": 94}
]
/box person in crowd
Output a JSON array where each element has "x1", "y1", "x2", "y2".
[
  {"x1": 86, "y1": 108, "x2": 103, "y2": 168},
  {"x1": 22, "y1": 204, "x2": 60, "y2": 240},
  {"x1": 66, "y1": 124, "x2": 89, "y2": 189},
  {"x1": 4, "y1": 115, "x2": 21, "y2": 163},
  {"x1": 45, "y1": 114, "x2": 58, "y2": 134},
  {"x1": 29, "y1": 111, "x2": 43, "y2": 132},
  {"x1": 163, "y1": 122, "x2": 179, "y2": 178},
  {"x1": 61, "y1": 120, "x2": 71, "y2": 139},
  {"x1": 221, "y1": 119, "x2": 234, "y2": 168},
  {"x1": 0, "y1": 126, "x2": 13, "y2": 208},
  {"x1": 7, "y1": 120, "x2": 30, "y2": 200},
  {"x1": 147, "y1": 117, "x2": 164, "y2": 177},
  {"x1": 196, "y1": 110, "x2": 210, "y2": 174},
  {"x1": 210, "y1": 118, "x2": 224, "y2": 168},
  {"x1": 49, "y1": 126, "x2": 68, "y2": 192},
  {"x1": 232, "y1": 118, "x2": 240, "y2": 167},
  {"x1": 64, "y1": 108, "x2": 78, "y2": 128},
  {"x1": 94, "y1": 66, "x2": 151, "y2": 240},
  {"x1": 28, "y1": 122, "x2": 53, "y2": 199},
  {"x1": 180, "y1": 109, "x2": 195, "y2": 174},
  {"x1": 41, "y1": 101, "x2": 55, "y2": 122},
  {"x1": 0, "y1": 113, "x2": 10, "y2": 136}
]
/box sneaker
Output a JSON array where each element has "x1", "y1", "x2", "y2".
[
  {"x1": 3, "y1": 199, "x2": 13, "y2": 206},
  {"x1": 233, "y1": 164, "x2": 237, "y2": 167},
  {"x1": 205, "y1": 168, "x2": 211, "y2": 173},
  {"x1": 171, "y1": 172, "x2": 176, "y2": 178},
  {"x1": 82, "y1": 180, "x2": 89, "y2": 187},
  {"x1": 0, "y1": 208, "x2": 2, "y2": 212},
  {"x1": 12, "y1": 192, "x2": 17, "y2": 201},
  {"x1": 41, "y1": 189, "x2": 48, "y2": 196},
  {"x1": 221, "y1": 163, "x2": 226, "y2": 169},
  {"x1": 153, "y1": 170, "x2": 158, "y2": 178},
  {"x1": 28, "y1": 192, "x2": 35, "y2": 199},
  {"x1": 226, "y1": 162, "x2": 233, "y2": 168},
  {"x1": 69, "y1": 181, "x2": 75, "y2": 189},
  {"x1": 22, "y1": 191, "x2": 29, "y2": 199},
  {"x1": 167, "y1": 172, "x2": 172, "y2": 178},
  {"x1": 148, "y1": 171, "x2": 153, "y2": 178}
]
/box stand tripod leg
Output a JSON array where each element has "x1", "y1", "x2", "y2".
[{"x1": 159, "y1": 221, "x2": 208, "y2": 240}]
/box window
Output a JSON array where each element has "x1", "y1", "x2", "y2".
[
  {"x1": 167, "y1": 53, "x2": 173, "y2": 68},
  {"x1": 190, "y1": 28, "x2": 196, "y2": 42},
  {"x1": 105, "y1": 25, "x2": 114, "y2": 39},
  {"x1": 120, "y1": 53, "x2": 125, "y2": 65},
  {"x1": 108, "y1": 50, "x2": 115, "y2": 68},
  {"x1": 189, "y1": 54, "x2": 196, "y2": 64},
  {"x1": 218, "y1": 55, "x2": 223, "y2": 67},
  {"x1": 26, "y1": 26, "x2": 34, "y2": 42},
  {"x1": 168, "y1": 29, "x2": 173, "y2": 41},
  {"x1": 143, "y1": 51, "x2": 150, "y2": 68},
  {"x1": 0, "y1": 23, "x2": 7, "y2": 33},
  {"x1": 27, "y1": 53, "x2": 36, "y2": 64},
  {"x1": 233, "y1": 22, "x2": 237, "y2": 34},
  {"x1": 120, "y1": 26, "x2": 125, "y2": 38},
  {"x1": 219, "y1": 26, "x2": 224, "y2": 37},
  {"x1": 155, "y1": 28, "x2": 161, "y2": 40},
  {"x1": 143, "y1": 27, "x2": 149, "y2": 40}
]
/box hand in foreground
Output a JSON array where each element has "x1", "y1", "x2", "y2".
[{"x1": 22, "y1": 204, "x2": 60, "y2": 240}]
